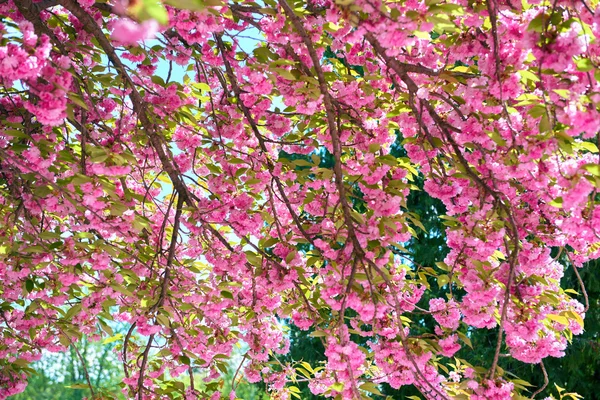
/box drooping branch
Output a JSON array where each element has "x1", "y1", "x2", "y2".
[
  {"x1": 277, "y1": 0, "x2": 362, "y2": 255},
  {"x1": 531, "y1": 361, "x2": 549, "y2": 398},
  {"x1": 366, "y1": 28, "x2": 521, "y2": 381},
  {"x1": 214, "y1": 33, "x2": 316, "y2": 247},
  {"x1": 277, "y1": 3, "x2": 452, "y2": 398},
  {"x1": 58, "y1": 0, "x2": 241, "y2": 256}
]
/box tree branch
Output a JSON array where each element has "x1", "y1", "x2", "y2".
[{"x1": 214, "y1": 33, "x2": 316, "y2": 247}]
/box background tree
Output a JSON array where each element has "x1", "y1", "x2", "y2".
[{"x1": 11, "y1": 337, "x2": 124, "y2": 400}]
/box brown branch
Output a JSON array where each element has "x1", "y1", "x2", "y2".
[
  {"x1": 214, "y1": 33, "x2": 316, "y2": 247},
  {"x1": 486, "y1": 0, "x2": 502, "y2": 85},
  {"x1": 531, "y1": 361, "x2": 549, "y2": 398},
  {"x1": 277, "y1": 4, "x2": 449, "y2": 399},
  {"x1": 567, "y1": 253, "x2": 590, "y2": 313},
  {"x1": 151, "y1": 193, "x2": 184, "y2": 312},
  {"x1": 337, "y1": 257, "x2": 359, "y2": 326},
  {"x1": 367, "y1": 29, "x2": 521, "y2": 382},
  {"x1": 231, "y1": 354, "x2": 248, "y2": 391},
  {"x1": 137, "y1": 334, "x2": 155, "y2": 400}
]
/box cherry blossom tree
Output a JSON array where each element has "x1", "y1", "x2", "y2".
[{"x1": 1, "y1": 0, "x2": 599, "y2": 398}]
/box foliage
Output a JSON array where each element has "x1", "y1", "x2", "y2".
[
  {"x1": 1, "y1": 0, "x2": 600, "y2": 399},
  {"x1": 11, "y1": 337, "x2": 124, "y2": 400}
]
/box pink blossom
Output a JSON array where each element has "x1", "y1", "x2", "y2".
[
  {"x1": 429, "y1": 298, "x2": 461, "y2": 330},
  {"x1": 111, "y1": 19, "x2": 160, "y2": 46},
  {"x1": 438, "y1": 334, "x2": 461, "y2": 357}
]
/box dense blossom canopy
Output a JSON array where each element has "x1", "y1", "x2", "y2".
[{"x1": 0, "y1": 0, "x2": 599, "y2": 398}]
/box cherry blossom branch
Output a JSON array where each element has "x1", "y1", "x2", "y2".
[
  {"x1": 58, "y1": 0, "x2": 189, "y2": 192},
  {"x1": 531, "y1": 361, "x2": 549, "y2": 398},
  {"x1": 59, "y1": 0, "x2": 241, "y2": 257},
  {"x1": 277, "y1": 0, "x2": 362, "y2": 254},
  {"x1": 366, "y1": 30, "x2": 521, "y2": 381},
  {"x1": 277, "y1": 3, "x2": 450, "y2": 398},
  {"x1": 151, "y1": 194, "x2": 184, "y2": 312},
  {"x1": 237, "y1": 232, "x2": 318, "y2": 320},
  {"x1": 366, "y1": 260, "x2": 450, "y2": 400},
  {"x1": 567, "y1": 253, "x2": 590, "y2": 313},
  {"x1": 214, "y1": 33, "x2": 316, "y2": 247},
  {"x1": 137, "y1": 333, "x2": 155, "y2": 400}
]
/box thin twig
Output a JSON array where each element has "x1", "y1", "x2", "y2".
[
  {"x1": 531, "y1": 361, "x2": 549, "y2": 398},
  {"x1": 567, "y1": 253, "x2": 590, "y2": 313}
]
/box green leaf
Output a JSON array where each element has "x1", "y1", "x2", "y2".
[
  {"x1": 527, "y1": 13, "x2": 547, "y2": 32},
  {"x1": 23, "y1": 245, "x2": 45, "y2": 253},
  {"x1": 300, "y1": 361, "x2": 314, "y2": 373},
  {"x1": 553, "y1": 89, "x2": 570, "y2": 99},
  {"x1": 151, "y1": 75, "x2": 165, "y2": 86},
  {"x1": 133, "y1": 0, "x2": 169, "y2": 24},
  {"x1": 110, "y1": 284, "x2": 134, "y2": 297},
  {"x1": 557, "y1": 138, "x2": 573, "y2": 154},
  {"x1": 457, "y1": 331, "x2": 473, "y2": 349},
  {"x1": 330, "y1": 382, "x2": 344, "y2": 392},
  {"x1": 245, "y1": 252, "x2": 262, "y2": 266},
  {"x1": 193, "y1": 82, "x2": 211, "y2": 92},
  {"x1": 575, "y1": 58, "x2": 594, "y2": 72},
  {"x1": 179, "y1": 355, "x2": 191, "y2": 365},
  {"x1": 67, "y1": 93, "x2": 89, "y2": 110},
  {"x1": 2, "y1": 129, "x2": 27, "y2": 138},
  {"x1": 486, "y1": 130, "x2": 507, "y2": 147},
  {"x1": 98, "y1": 318, "x2": 114, "y2": 336},
  {"x1": 102, "y1": 333, "x2": 123, "y2": 344},
  {"x1": 546, "y1": 313, "x2": 569, "y2": 326},
  {"x1": 583, "y1": 163, "x2": 600, "y2": 176},
  {"x1": 511, "y1": 379, "x2": 534, "y2": 387},
  {"x1": 539, "y1": 113, "x2": 551, "y2": 133},
  {"x1": 578, "y1": 141, "x2": 599, "y2": 153},
  {"x1": 270, "y1": 67, "x2": 297, "y2": 81},
  {"x1": 437, "y1": 274, "x2": 449, "y2": 288},
  {"x1": 288, "y1": 385, "x2": 301, "y2": 393},
  {"x1": 519, "y1": 70, "x2": 540, "y2": 82},
  {"x1": 285, "y1": 250, "x2": 297, "y2": 264},
  {"x1": 65, "y1": 304, "x2": 82, "y2": 319},
  {"x1": 528, "y1": 105, "x2": 546, "y2": 118},
  {"x1": 164, "y1": 0, "x2": 214, "y2": 11},
  {"x1": 360, "y1": 382, "x2": 382, "y2": 395},
  {"x1": 66, "y1": 384, "x2": 90, "y2": 389}
]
